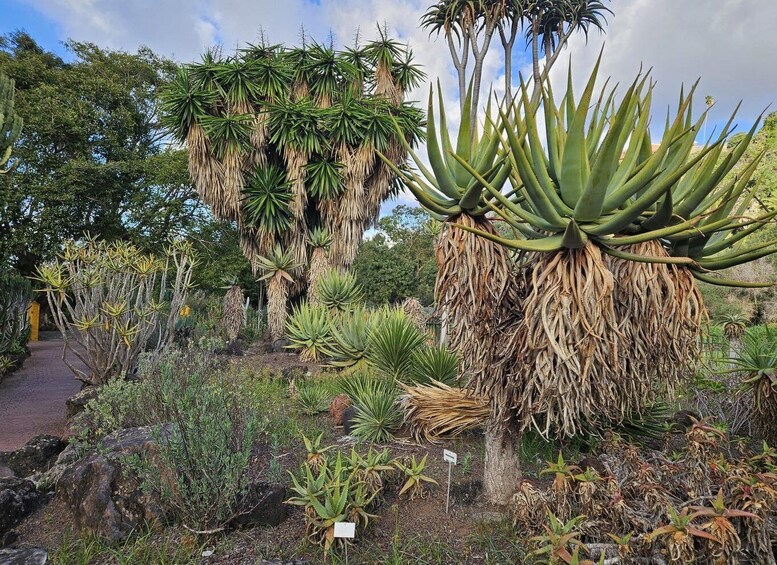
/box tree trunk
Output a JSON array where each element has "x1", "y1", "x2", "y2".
[{"x1": 483, "y1": 424, "x2": 521, "y2": 505}]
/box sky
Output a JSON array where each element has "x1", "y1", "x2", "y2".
[{"x1": 2, "y1": 0, "x2": 777, "y2": 212}]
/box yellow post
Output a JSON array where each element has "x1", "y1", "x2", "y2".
[{"x1": 28, "y1": 301, "x2": 40, "y2": 342}]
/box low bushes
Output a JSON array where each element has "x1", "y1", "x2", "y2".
[
  {"x1": 75, "y1": 348, "x2": 262, "y2": 533},
  {"x1": 0, "y1": 271, "x2": 31, "y2": 377}
]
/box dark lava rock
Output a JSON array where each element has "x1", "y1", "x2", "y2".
[
  {"x1": 232, "y1": 482, "x2": 287, "y2": 528},
  {"x1": 272, "y1": 338, "x2": 291, "y2": 353},
  {"x1": 342, "y1": 405, "x2": 358, "y2": 436},
  {"x1": 0, "y1": 478, "x2": 42, "y2": 539},
  {"x1": 64, "y1": 387, "x2": 98, "y2": 420},
  {"x1": 0, "y1": 548, "x2": 48, "y2": 565},
  {"x1": 280, "y1": 367, "x2": 306, "y2": 382},
  {"x1": 577, "y1": 456, "x2": 608, "y2": 478},
  {"x1": 57, "y1": 425, "x2": 169, "y2": 542},
  {"x1": 0, "y1": 436, "x2": 65, "y2": 478}
]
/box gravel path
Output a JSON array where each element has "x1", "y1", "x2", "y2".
[{"x1": 0, "y1": 333, "x2": 85, "y2": 451}]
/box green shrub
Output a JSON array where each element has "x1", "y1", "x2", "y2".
[
  {"x1": 126, "y1": 349, "x2": 261, "y2": 532},
  {"x1": 72, "y1": 378, "x2": 146, "y2": 448},
  {"x1": 285, "y1": 302, "x2": 332, "y2": 361}
]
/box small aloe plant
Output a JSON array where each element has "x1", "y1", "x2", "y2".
[
  {"x1": 396, "y1": 454, "x2": 438, "y2": 499},
  {"x1": 302, "y1": 433, "x2": 333, "y2": 472}
]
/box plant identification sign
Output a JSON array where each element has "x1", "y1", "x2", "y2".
[
  {"x1": 334, "y1": 522, "x2": 356, "y2": 539},
  {"x1": 443, "y1": 449, "x2": 458, "y2": 465}
]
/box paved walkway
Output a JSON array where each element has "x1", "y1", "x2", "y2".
[{"x1": 0, "y1": 333, "x2": 85, "y2": 451}]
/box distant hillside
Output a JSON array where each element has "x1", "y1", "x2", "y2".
[
  {"x1": 698, "y1": 112, "x2": 777, "y2": 323},
  {"x1": 730, "y1": 111, "x2": 777, "y2": 208}
]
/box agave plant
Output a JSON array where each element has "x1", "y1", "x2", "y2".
[
  {"x1": 324, "y1": 306, "x2": 371, "y2": 368},
  {"x1": 729, "y1": 328, "x2": 777, "y2": 443},
  {"x1": 315, "y1": 269, "x2": 364, "y2": 313},
  {"x1": 256, "y1": 246, "x2": 298, "y2": 341},
  {"x1": 365, "y1": 314, "x2": 427, "y2": 382},
  {"x1": 409, "y1": 344, "x2": 459, "y2": 386},
  {"x1": 285, "y1": 302, "x2": 333, "y2": 361}
]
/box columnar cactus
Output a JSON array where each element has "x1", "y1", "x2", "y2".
[{"x1": 0, "y1": 73, "x2": 23, "y2": 174}]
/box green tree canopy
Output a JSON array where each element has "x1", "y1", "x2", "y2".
[
  {"x1": 354, "y1": 205, "x2": 437, "y2": 305},
  {"x1": 0, "y1": 31, "x2": 216, "y2": 275}
]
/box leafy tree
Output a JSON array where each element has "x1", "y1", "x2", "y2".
[
  {"x1": 354, "y1": 205, "x2": 437, "y2": 306},
  {"x1": 0, "y1": 32, "x2": 213, "y2": 274}
]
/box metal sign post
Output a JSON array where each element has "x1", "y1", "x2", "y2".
[
  {"x1": 443, "y1": 449, "x2": 457, "y2": 513},
  {"x1": 334, "y1": 522, "x2": 356, "y2": 565}
]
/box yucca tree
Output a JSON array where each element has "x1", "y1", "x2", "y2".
[
  {"x1": 222, "y1": 278, "x2": 245, "y2": 345},
  {"x1": 256, "y1": 246, "x2": 298, "y2": 341},
  {"x1": 395, "y1": 58, "x2": 777, "y2": 503},
  {"x1": 162, "y1": 31, "x2": 424, "y2": 303},
  {"x1": 307, "y1": 228, "x2": 332, "y2": 305}
]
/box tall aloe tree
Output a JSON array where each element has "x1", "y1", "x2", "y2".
[
  {"x1": 162, "y1": 31, "x2": 424, "y2": 299},
  {"x1": 395, "y1": 57, "x2": 777, "y2": 503}
]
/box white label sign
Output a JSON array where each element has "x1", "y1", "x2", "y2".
[
  {"x1": 334, "y1": 522, "x2": 356, "y2": 539},
  {"x1": 443, "y1": 449, "x2": 458, "y2": 465}
]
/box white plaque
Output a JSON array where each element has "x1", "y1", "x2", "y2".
[
  {"x1": 334, "y1": 522, "x2": 356, "y2": 539},
  {"x1": 443, "y1": 449, "x2": 458, "y2": 465}
]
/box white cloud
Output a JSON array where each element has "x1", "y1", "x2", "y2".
[
  {"x1": 543, "y1": 0, "x2": 777, "y2": 131},
  {"x1": 20, "y1": 0, "x2": 777, "y2": 213}
]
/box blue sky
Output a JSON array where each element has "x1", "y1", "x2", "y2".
[
  {"x1": 3, "y1": 1, "x2": 67, "y2": 57},
  {"x1": 3, "y1": 0, "x2": 776, "y2": 217}
]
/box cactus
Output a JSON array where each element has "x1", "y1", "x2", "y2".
[
  {"x1": 0, "y1": 72, "x2": 23, "y2": 174},
  {"x1": 0, "y1": 272, "x2": 31, "y2": 355}
]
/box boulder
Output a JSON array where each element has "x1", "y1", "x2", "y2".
[
  {"x1": 232, "y1": 482, "x2": 287, "y2": 528},
  {"x1": 65, "y1": 387, "x2": 98, "y2": 420},
  {"x1": 29, "y1": 443, "x2": 80, "y2": 492},
  {"x1": 342, "y1": 405, "x2": 358, "y2": 436},
  {"x1": 0, "y1": 548, "x2": 48, "y2": 565},
  {"x1": 57, "y1": 425, "x2": 169, "y2": 542},
  {"x1": 272, "y1": 338, "x2": 291, "y2": 353},
  {"x1": 0, "y1": 478, "x2": 43, "y2": 539},
  {"x1": 329, "y1": 395, "x2": 351, "y2": 427},
  {"x1": 0, "y1": 436, "x2": 65, "y2": 478}
]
